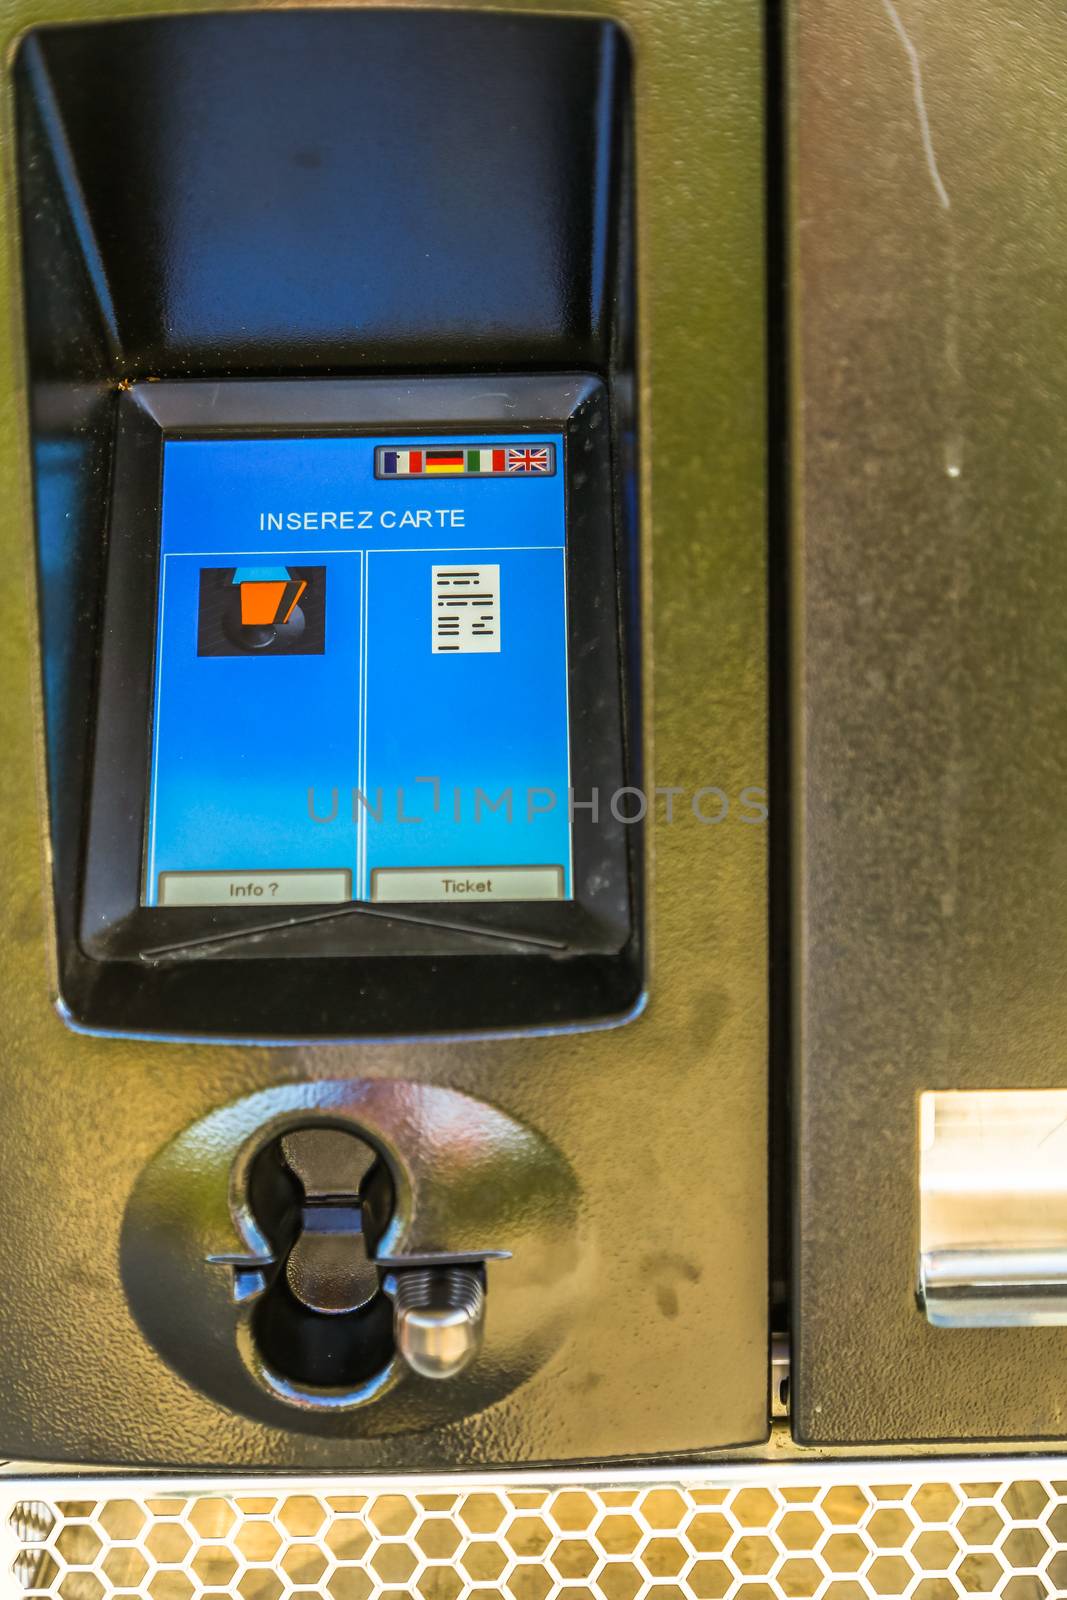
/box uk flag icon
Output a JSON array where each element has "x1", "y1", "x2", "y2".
[{"x1": 506, "y1": 446, "x2": 553, "y2": 474}]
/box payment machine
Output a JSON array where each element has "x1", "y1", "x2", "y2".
[
  {"x1": 6, "y1": 0, "x2": 1067, "y2": 1578},
  {"x1": 0, "y1": 1, "x2": 770, "y2": 1469}
]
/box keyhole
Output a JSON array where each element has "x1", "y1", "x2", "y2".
[{"x1": 246, "y1": 1124, "x2": 396, "y2": 1391}]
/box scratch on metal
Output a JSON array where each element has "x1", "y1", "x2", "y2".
[{"x1": 880, "y1": 0, "x2": 951, "y2": 210}]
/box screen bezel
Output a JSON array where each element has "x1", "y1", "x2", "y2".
[{"x1": 75, "y1": 376, "x2": 642, "y2": 1039}]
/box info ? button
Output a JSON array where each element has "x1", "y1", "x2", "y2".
[{"x1": 157, "y1": 869, "x2": 352, "y2": 906}]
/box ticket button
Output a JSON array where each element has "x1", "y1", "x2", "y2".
[
  {"x1": 370, "y1": 866, "x2": 565, "y2": 903},
  {"x1": 157, "y1": 869, "x2": 352, "y2": 906}
]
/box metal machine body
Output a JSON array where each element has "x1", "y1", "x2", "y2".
[
  {"x1": 4, "y1": 0, "x2": 1066, "y2": 1580},
  {"x1": 0, "y1": 0, "x2": 767, "y2": 1468}
]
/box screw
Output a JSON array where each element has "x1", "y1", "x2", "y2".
[{"x1": 392, "y1": 1266, "x2": 485, "y2": 1380}]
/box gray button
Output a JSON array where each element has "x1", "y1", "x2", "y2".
[
  {"x1": 156, "y1": 869, "x2": 352, "y2": 907},
  {"x1": 370, "y1": 865, "x2": 565, "y2": 903}
]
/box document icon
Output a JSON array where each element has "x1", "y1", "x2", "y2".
[{"x1": 432, "y1": 564, "x2": 501, "y2": 654}]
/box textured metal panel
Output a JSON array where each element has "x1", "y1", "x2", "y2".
[
  {"x1": 7, "y1": 1465, "x2": 1067, "y2": 1599},
  {"x1": 0, "y1": 1, "x2": 766, "y2": 1463},
  {"x1": 791, "y1": 0, "x2": 1067, "y2": 1441}
]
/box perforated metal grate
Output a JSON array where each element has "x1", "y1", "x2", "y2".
[{"x1": 5, "y1": 1470, "x2": 1067, "y2": 1600}]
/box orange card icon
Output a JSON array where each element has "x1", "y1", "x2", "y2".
[{"x1": 239, "y1": 577, "x2": 307, "y2": 626}]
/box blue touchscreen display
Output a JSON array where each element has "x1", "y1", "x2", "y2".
[{"x1": 144, "y1": 433, "x2": 572, "y2": 908}]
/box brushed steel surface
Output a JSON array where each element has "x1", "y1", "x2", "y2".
[
  {"x1": 0, "y1": 0, "x2": 767, "y2": 1463},
  {"x1": 919, "y1": 1090, "x2": 1067, "y2": 1328},
  {"x1": 792, "y1": 0, "x2": 1067, "y2": 1442}
]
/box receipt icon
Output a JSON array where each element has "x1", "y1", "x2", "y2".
[{"x1": 432, "y1": 564, "x2": 501, "y2": 654}]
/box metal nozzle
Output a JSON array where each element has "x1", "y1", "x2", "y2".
[{"x1": 391, "y1": 1266, "x2": 485, "y2": 1380}]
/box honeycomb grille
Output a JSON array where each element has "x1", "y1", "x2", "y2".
[{"x1": 4, "y1": 1472, "x2": 1067, "y2": 1600}]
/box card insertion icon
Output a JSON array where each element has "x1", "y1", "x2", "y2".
[{"x1": 197, "y1": 565, "x2": 326, "y2": 656}]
